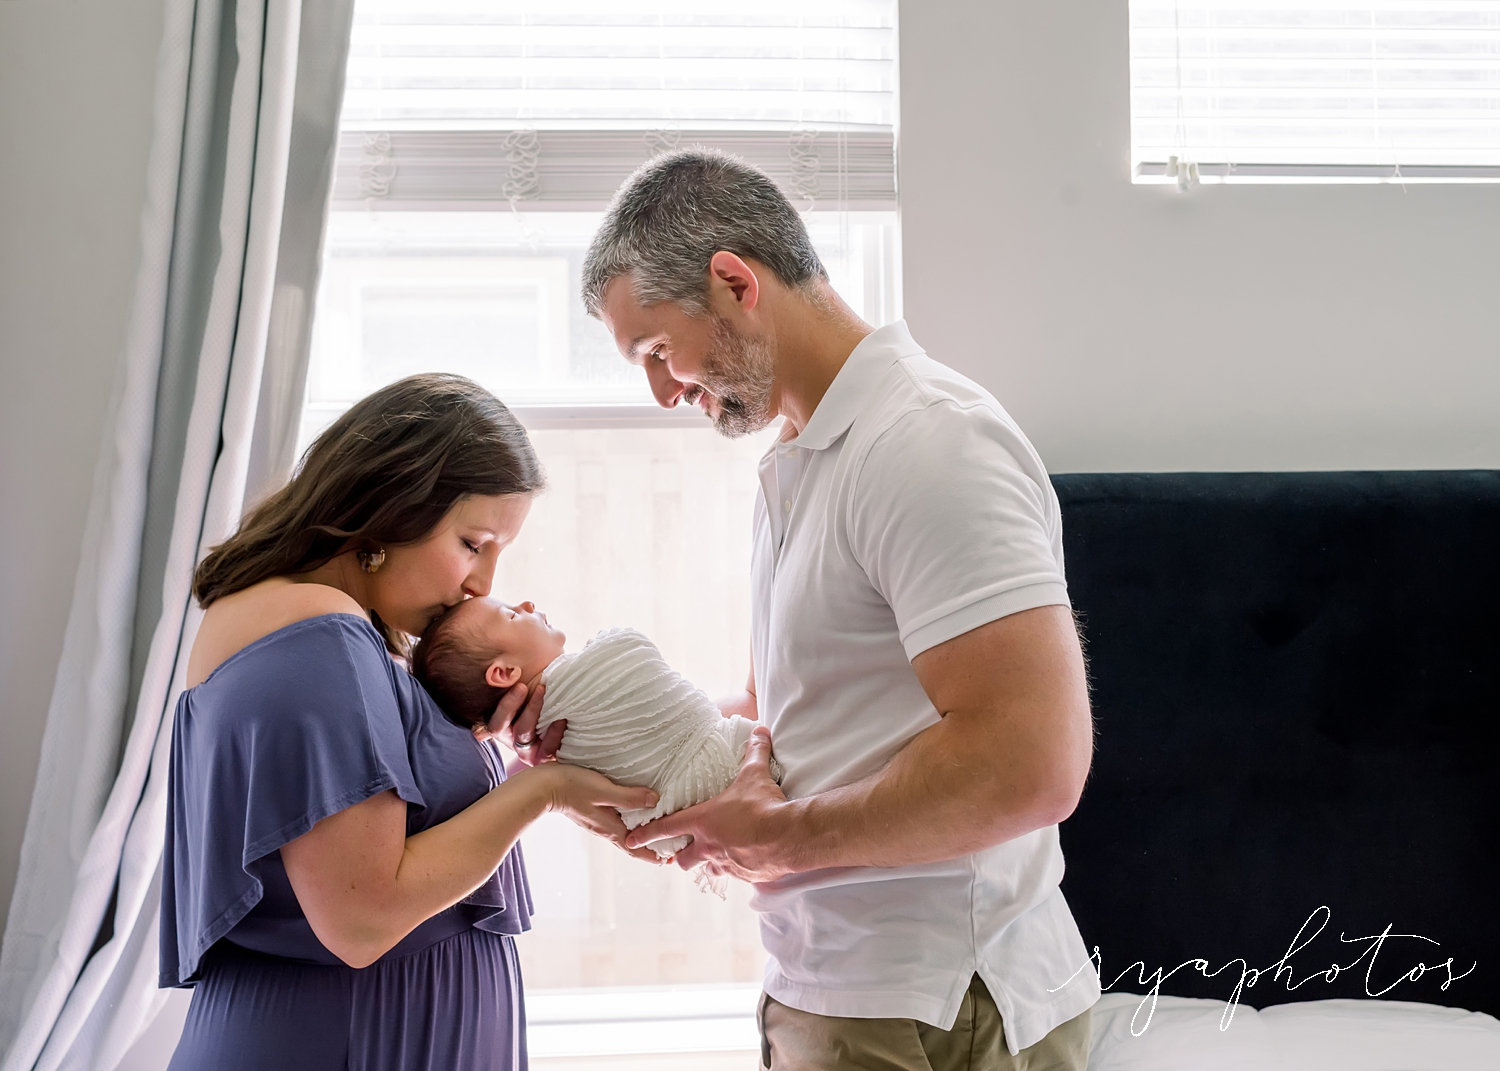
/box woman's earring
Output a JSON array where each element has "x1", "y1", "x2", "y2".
[{"x1": 358, "y1": 547, "x2": 386, "y2": 574}]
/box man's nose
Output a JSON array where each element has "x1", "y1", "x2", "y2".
[{"x1": 645, "y1": 360, "x2": 685, "y2": 409}]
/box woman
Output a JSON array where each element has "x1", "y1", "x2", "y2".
[{"x1": 160, "y1": 373, "x2": 656, "y2": 1070}]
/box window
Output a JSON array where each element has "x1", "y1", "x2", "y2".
[
  {"x1": 301, "y1": 3, "x2": 898, "y2": 1064},
  {"x1": 1129, "y1": 1, "x2": 1500, "y2": 183}
]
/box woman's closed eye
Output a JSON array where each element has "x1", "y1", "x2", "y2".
[{"x1": 461, "y1": 538, "x2": 481, "y2": 555}]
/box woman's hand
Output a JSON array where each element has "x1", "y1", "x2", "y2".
[
  {"x1": 517, "y1": 763, "x2": 665, "y2": 864},
  {"x1": 483, "y1": 681, "x2": 566, "y2": 766}
]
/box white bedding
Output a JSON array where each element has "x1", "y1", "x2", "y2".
[{"x1": 1089, "y1": 993, "x2": 1500, "y2": 1071}]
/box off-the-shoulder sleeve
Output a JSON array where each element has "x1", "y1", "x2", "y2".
[{"x1": 160, "y1": 614, "x2": 422, "y2": 986}]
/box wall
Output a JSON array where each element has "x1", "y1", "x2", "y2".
[
  {"x1": 0, "y1": 0, "x2": 166, "y2": 948},
  {"x1": 897, "y1": 1, "x2": 1500, "y2": 473}
]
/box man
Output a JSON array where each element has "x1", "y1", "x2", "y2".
[{"x1": 523, "y1": 148, "x2": 1099, "y2": 1070}]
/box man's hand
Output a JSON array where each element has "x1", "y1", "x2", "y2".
[
  {"x1": 625, "y1": 728, "x2": 796, "y2": 884},
  {"x1": 483, "y1": 682, "x2": 565, "y2": 766}
]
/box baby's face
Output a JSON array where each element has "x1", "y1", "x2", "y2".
[{"x1": 455, "y1": 596, "x2": 567, "y2": 681}]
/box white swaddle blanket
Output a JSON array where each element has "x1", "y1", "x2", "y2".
[{"x1": 536, "y1": 627, "x2": 779, "y2": 866}]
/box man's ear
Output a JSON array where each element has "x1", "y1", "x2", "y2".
[
  {"x1": 708, "y1": 250, "x2": 760, "y2": 312},
  {"x1": 485, "y1": 658, "x2": 523, "y2": 689}
]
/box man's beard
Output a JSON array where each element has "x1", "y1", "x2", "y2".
[{"x1": 692, "y1": 314, "x2": 776, "y2": 439}]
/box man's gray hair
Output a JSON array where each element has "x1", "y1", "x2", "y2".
[{"x1": 581, "y1": 148, "x2": 828, "y2": 319}]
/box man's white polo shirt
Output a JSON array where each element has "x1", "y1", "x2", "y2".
[{"x1": 748, "y1": 320, "x2": 1099, "y2": 1054}]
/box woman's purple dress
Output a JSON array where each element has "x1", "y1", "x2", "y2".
[{"x1": 160, "y1": 613, "x2": 533, "y2": 1070}]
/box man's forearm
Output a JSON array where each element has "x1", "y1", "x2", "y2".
[
  {"x1": 768, "y1": 707, "x2": 1087, "y2": 875},
  {"x1": 633, "y1": 608, "x2": 1090, "y2": 883},
  {"x1": 716, "y1": 687, "x2": 758, "y2": 721},
  {"x1": 759, "y1": 605, "x2": 1093, "y2": 876}
]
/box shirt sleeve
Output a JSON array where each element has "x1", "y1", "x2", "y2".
[
  {"x1": 160, "y1": 614, "x2": 422, "y2": 986},
  {"x1": 846, "y1": 398, "x2": 1070, "y2": 661}
]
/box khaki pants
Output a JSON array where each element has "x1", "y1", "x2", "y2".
[{"x1": 757, "y1": 976, "x2": 1092, "y2": 1071}]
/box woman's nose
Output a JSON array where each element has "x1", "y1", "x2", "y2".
[
  {"x1": 463, "y1": 556, "x2": 497, "y2": 598},
  {"x1": 517, "y1": 600, "x2": 535, "y2": 613}
]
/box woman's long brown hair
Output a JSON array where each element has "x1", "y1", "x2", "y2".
[{"x1": 193, "y1": 373, "x2": 544, "y2": 656}]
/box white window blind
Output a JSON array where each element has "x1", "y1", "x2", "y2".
[
  {"x1": 1130, "y1": 1, "x2": 1500, "y2": 182},
  {"x1": 334, "y1": 0, "x2": 898, "y2": 208}
]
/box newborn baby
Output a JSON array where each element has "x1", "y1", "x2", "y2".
[{"x1": 412, "y1": 597, "x2": 779, "y2": 862}]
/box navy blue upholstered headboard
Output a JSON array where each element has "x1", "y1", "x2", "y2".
[{"x1": 1052, "y1": 471, "x2": 1499, "y2": 1015}]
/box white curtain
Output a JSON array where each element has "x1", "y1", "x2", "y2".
[{"x1": 0, "y1": 2, "x2": 354, "y2": 1069}]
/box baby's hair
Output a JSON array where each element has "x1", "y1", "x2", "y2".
[{"x1": 411, "y1": 602, "x2": 510, "y2": 730}]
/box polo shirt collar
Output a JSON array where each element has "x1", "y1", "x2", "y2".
[{"x1": 787, "y1": 320, "x2": 925, "y2": 452}]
